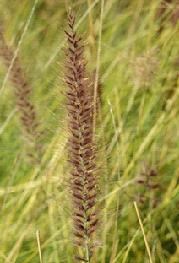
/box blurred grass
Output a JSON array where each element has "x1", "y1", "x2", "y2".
[{"x1": 0, "y1": 0, "x2": 179, "y2": 262}]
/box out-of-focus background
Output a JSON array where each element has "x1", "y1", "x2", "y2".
[{"x1": 0, "y1": 0, "x2": 178, "y2": 262}]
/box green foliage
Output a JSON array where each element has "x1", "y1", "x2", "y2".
[{"x1": 0, "y1": 0, "x2": 178, "y2": 262}]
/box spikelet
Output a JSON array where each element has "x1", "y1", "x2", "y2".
[
  {"x1": 65, "y1": 12, "x2": 98, "y2": 262},
  {"x1": 136, "y1": 162, "x2": 160, "y2": 209},
  {"x1": 0, "y1": 27, "x2": 42, "y2": 162}
]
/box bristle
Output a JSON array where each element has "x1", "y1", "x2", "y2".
[
  {"x1": 0, "y1": 28, "x2": 42, "y2": 162},
  {"x1": 65, "y1": 12, "x2": 98, "y2": 261}
]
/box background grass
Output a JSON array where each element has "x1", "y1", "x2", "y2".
[{"x1": 0, "y1": 0, "x2": 179, "y2": 262}]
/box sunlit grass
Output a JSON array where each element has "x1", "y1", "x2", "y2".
[{"x1": 0, "y1": 0, "x2": 178, "y2": 262}]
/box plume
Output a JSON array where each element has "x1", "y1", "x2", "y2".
[
  {"x1": 0, "y1": 27, "x2": 42, "y2": 162},
  {"x1": 65, "y1": 11, "x2": 98, "y2": 262}
]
